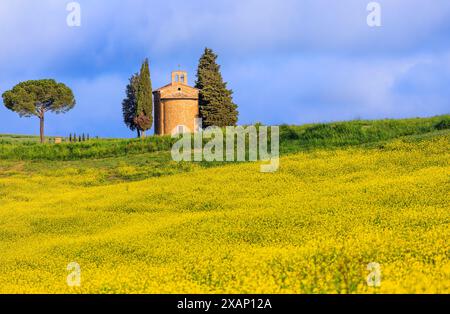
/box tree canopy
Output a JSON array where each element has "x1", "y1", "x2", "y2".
[
  {"x1": 2, "y1": 79, "x2": 75, "y2": 116},
  {"x1": 195, "y1": 48, "x2": 238, "y2": 128},
  {"x1": 2, "y1": 79, "x2": 75, "y2": 143}
]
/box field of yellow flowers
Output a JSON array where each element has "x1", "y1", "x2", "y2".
[{"x1": 0, "y1": 132, "x2": 448, "y2": 293}]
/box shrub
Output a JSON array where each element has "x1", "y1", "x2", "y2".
[
  {"x1": 434, "y1": 117, "x2": 450, "y2": 130},
  {"x1": 280, "y1": 125, "x2": 300, "y2": 140}
]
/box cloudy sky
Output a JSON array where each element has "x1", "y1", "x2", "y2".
[{"x1": 0, "y1": 0, "x2": 449, "y2": 137}]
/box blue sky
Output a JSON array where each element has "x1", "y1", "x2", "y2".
[{"x1": 0, "y1": 0, "x2": 449, "y2": 138}]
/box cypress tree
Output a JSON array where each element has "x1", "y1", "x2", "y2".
[
  {"x1": 135, "y1": 58, "x2": 153, "y2": 138},
  {"x1": 122, "y1": 73, "x2": 140, "y2": 138},
  {"x1": 195, "y1": 48, "x2": 238, "y2": 128}
]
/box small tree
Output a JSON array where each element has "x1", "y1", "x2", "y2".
[
  {"x1": 195, "y1": 48, "x2": 238, "y2": 128},
  {"x1": 82, "y1": 133, "x2": 85, "y2": 142},
  {"x1": 2, "y1": 79, "x2": 75, "y2": 143},
  {"x1": 122, "y1": 73, "x2": 141, "y2": 137},
  {"x1": 69, "y1": 133, "x2": 72, "y2": 142},
  {"x1": 78, "y1": 135, "x2": 82, "y2": 142}
]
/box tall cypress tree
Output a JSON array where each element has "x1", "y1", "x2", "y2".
[
  {"x1": 135, "y1": 58, "x2": 153, "y2": 137},
  {"x1": 195, "y1": 48, "x2": 238, "y2": 128}
]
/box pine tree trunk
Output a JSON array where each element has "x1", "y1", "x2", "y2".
[
  {"x1": 137, "y1": 129, "x2": 141, "y2": 138},
  {"x1": 39, "y1": 113, "x2": 45, "y2": 144}
]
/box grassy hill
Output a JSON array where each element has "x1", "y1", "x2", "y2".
[
  {"x1": 1, "y1": 115, "x2": 448, "y2": 161},
  {"x1": 0, "y1": 115, "x2": 448, "y2": 293}
]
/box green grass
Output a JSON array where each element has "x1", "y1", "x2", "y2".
[
  {"x1": 0, "y1": 115, "x2": 448, "y2": 189},
  {"x1": 0, "y1": 134, "x2": 42, "y2": 142},
  {"x1": 0, "y1": 115, "x2": 448, "y2": 161},
  {"x1": 279, "y1": 114, "x2": 450, "y2": 154},
  {"x1": 0, "y1": 151, "x2": 200, "y2": 187},
  {"x1": 0, "y1": 135, "x2": 178, "y2": 160}
]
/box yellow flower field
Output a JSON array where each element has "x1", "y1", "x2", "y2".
[{"x1": 0, "y1": 134, "x2": 449, "y2": 293}]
